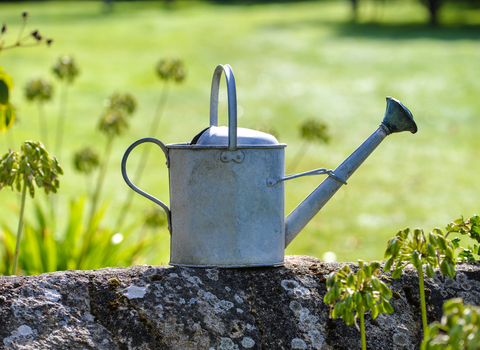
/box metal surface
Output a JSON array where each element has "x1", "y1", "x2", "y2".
[
  {"x1": 210, "y1": 64, "x2": 237, "y2": 151},
  {"x1": 284, "y1": 96, "x2": 417, "y2": 247},
  {"x1": 196, "y1": 126, "x2": 280, "y2": 147},
  {"x1": 168, "y1": 146, "x2": 286, "y2": 267},
  {"x1": 121, "y1": 63, "x2": 418, "y2": 268},
  {"x1": 121, "y1": 137, "x2": 172, "y2": 234},
  {"x1": 267, "y1": 168, "x2": 347, "y2": 187}
]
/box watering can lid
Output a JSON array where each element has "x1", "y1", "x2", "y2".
[{"x1": 191, "y1": 126, "x2": 280, "y2": 146}]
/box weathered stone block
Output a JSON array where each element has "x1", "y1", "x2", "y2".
[{"x1": 1, "y1": 256, "x2": 479, "y2": 349}]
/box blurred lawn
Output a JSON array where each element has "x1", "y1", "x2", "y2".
[{"x1": 1, "y1": 0, "x2": 480, "y2": 264}]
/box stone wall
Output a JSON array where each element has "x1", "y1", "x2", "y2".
[{"x1": 1, "y1": 255, "x2": 479, "y2": 349}]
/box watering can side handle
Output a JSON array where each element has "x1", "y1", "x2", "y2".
[
  {"x1": 210, "y1": 64, "x2": 237, "y2": 151},
  {"x1": 121, "y1": 137, "x2": 172, "y2": 234},
  {"x1": 267, "y1": 168, "x2": 347, "y2": 187}
]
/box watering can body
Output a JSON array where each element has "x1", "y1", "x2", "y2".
[
  {"x1": 168, "y1": 143, "x2": 286, "y2": 267},
  {"x1": 122, "y1": 64, "x2": 417, "y2": 268}
]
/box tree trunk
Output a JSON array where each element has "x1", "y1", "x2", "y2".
[{"x1": 420, "y1": 0, "x2": 443, "y2": 26}]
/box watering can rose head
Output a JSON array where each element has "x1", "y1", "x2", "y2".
[{"x1": 121, "y1": 64, "x2": 418, "y2": 268}]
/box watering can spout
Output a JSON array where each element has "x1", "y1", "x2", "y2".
[{"x1": 285, "y1": 97, "x2": 417, "y2": 247}]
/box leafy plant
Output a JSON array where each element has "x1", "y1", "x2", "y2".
[
  {"x1": 384, "y1": 227, "x2": 457, "y2": 340},
  {"x1": 73, "y1": 146, "x2": 100, "y2": 195},
  {"x1": 421, "y1": 298, "x2": 480, "y2": 350},
  {"x1": 0, "y1": 196, "x2": 154, "y2": 275},
  {"x1": 114, "y1": 58, "x2": 186, "y2": 231},
  {"x1": 0, "y1": 12, "x2": 52, "y2": 135},
  {"x1": 287, "y1": 118, "x2": 329, "y2": 172},
  {"x1": 0, "y1": 67, "x2": 15, "y2": 135},
  {"x1": 24, "y1": 77, "x2": 54, "y2": 147},
  {"x1": 74, "y1": 92, "x2": 137, "y2": 268},
  {"x1": 446, "y1": 215, "x2": 480, "y2": 263},
  {"x1": 52, "y1": 55, "x2": 79, "y2": 159},
  {"x1": 324, "y1": 260, "x2": 394, "y2": 350},
  {"x1": 0, "y1": 12, "x2": 52, "y2": 53},
  {"x1": 0, "y1": 141, "x2": 63, "y2": 275}
]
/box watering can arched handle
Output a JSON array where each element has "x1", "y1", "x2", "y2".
[
  {"x1": 210, "y1": 64, "x2": 237, "y2": 151},
  {"x1": 121, "y1": 137, "x2": 172, "y2": 234}
]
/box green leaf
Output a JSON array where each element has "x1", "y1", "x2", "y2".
[
  {"x1": 392, "y1": 268, "x2": 403, "y2": 279},
  {"x1": 384, "y1": 256, "x2": 394, "y2": 272},
  {"x1": 451, "y1": 237, "x2": 461, "y2": 249},
  {"x1": 371, "y1": 303, "x2": 379, "y2": 319},
  {"x1": 346, "y1": 273, "x2": 355, "y2": 289},
  {"x1": 437, "y1": 235, "x2": 447, "y2": 251},
  {"x1": 326, "y1": 272, "x2": 336, "y2": 288},
  {"x1": 383, "y1": 299, "x2": 394, "y2": 314},
  {"x1": 332, "y1": 301, "x2": 344, "y2": 319},
  {"x1": 344, "y1": 295, "x2": 353, "y2": 310},
  {"x1": 426, "y1": 243, "x2": 436, "y2": 257},
  {"x1": 364, "y1": 292, "x2": 373, "y2": 310},
  {"x1": 412, "y1": 250, "x2": 422, "y2": 268},
  {"x1": 428, "y1": 232, "x2": 437, "y2": 246},
  {"x1": 0, "y1": 79, "x2": 9, "y2": 105},
  {"x1": 353, "y1": 291, "x2": 362, "y2": 306},
  {"x1": 440, "y1": 259, "x2": 449, "y2": 276},
  {"x1": 379, "y1": 281, "x2": 393, "y2": 300},
  {"x1": 0, "y1": 103, "x2": 15, "y2": 133},
  {"x1": 344, "y1": 310, "x2": 354, "y2": 326},
  {"x1": 446, "y1": 261, "x2": 456, "y2": 279},
  {"x1": 324, "y1": 291, "x2": 334, "y2": 305},
  {"x1": 426, "y1": 264, "x2": 435, "y2": 278},
  {"x1": 446, "y1": 246, "x2": 454, "y2": 259},
  {"x1": 364, "y1": 263, "x2": 373, "y2": 277},
  {"x1": 376, "y1": 301, "x2": 385, "y2": 314},
  {"x1": 371, "y1": 276, "x2": 380, "y2": 290}
]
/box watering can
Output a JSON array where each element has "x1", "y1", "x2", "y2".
[{"x1": 121, "y1": 64, "x2": 417, "y2": 268}]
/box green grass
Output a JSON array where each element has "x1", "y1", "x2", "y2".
[{"x1": 1, "y1": 0, "x2": 480, "y2": 265}]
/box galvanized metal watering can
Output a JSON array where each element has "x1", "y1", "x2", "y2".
[{"x1": 121, "y1": 64, "x2": 417, "y2": 268}]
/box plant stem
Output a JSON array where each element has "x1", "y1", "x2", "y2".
[
  {"x1": 114, "y1": 81, "x2": 170, "y2": 231},
  {"x1": 12, "y1": 180, "x2": 27, "y2": 275},
  {"x1": 89, "y1": 136, "x2": 113, "y2": 226},
  {"x1": 359, "y1": 307, "x2": 367, "y2": 350},
  {"x1": 37, "y1": 102, "x2": 49, "y2": 149},
  {"x1": 286, "y1": 141, "x2": 309, "y2": 173},
  {"x1": 77, "y1": 136, "x2": 113, "y2": 269},
  {"x1": 417, "y1": 266, "x2": 428, "y2": 339},
  {"x1": 55, "y1": 81, "x2": 69, "y2": 160}
]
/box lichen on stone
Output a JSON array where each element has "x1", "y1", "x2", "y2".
[{"x1": 122, "y1": 285, "x2": 148, "y2": 299}]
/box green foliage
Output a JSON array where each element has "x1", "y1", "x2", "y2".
[
  {"x1": 0, "y1": 141, "x2": 63, "y2": 198},
  {"x1": 325, "y1": 261, "x2": 394, "y2": 324},
  {"x1": 324, "y1": 260, "x2": 393, "y2": 350},
  {"x1": 98, "y1": 92, "x2": 137, "y2": 138},
  {"x1": 422, "y1": 298, "x2": 480, "y2": 350},
  {"x1": 52, "y1": 56, "x2": 79, "y2": 83},
  {"x1": 73, "y1": 147, "x2": 100, "y2": 174},
  {"x1": 384, "y1": 228, "x2": 456, "y2": 280},
  {"x1": 0, "y1": 67, "x2": 15, "y2": 133},
  {"x1": 0, "y1": 198, "x2": 154, "y2": 275},
  {"x1": 446, "y1": 215, "x2": 480, "y2": 263},
  {"x1": 300, "y1": 118, "x2": 329, "y2": 144},
  {"x1": 0, "y1": 12, "x2": 52, "y2": 134},
  {"x1": 156, "y1": 58, "x2": 186, "y2": 83},
  {"x1": 0, "y1": 141, "x2": 62, "y2": 275},
  {"x1": 143, "y1": 206, "x2": 168, "y2": 229},
  {"x1": 24, "y1": 77, "x2": 54, "y2": 102},
  {"x1": 384, "y1": 227, "x2": 457, "y2": 340}
]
